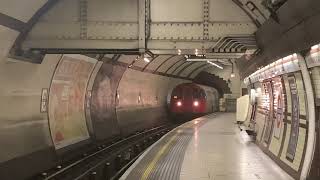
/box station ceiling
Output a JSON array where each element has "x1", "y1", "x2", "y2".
[{"x1": 1, "y1": 0, "x2": 299, "y2": 80}]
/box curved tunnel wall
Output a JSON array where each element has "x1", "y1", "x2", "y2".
[
  {"x1": 116, "y1": 68, "x2": 190, "y2": 135},
  {"x1": 0, "y1": 53, "x2": 191, "y2": 179},
  {"x1": 0, "y1": 54, "x2": 60, "y2": 179},
  {"x1": 244, "y1": 46, "x2": 320, "y2": 179},
  {"x1": 89, "y1": 61, "x2": 126, "y2": 141}
]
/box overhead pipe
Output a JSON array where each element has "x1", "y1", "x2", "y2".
[
  {"x1": 227, "y1": 42, "x2": 243, "y2": 52},
  {"x1": 211, "y1": 36, "x2": 256, "y2": 50},
  {"x1": 210, "y1": 36, "x2": 255, "y2": 49}
]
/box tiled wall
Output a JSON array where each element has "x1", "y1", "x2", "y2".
[
  {"x1": 279, "y1": 73, "x2": 307, "y2": 171},
  {"x1": 311, "y1": 67, "x2": 320, "y2": 98},
  {"x1": 245, "y1": 45, "x2": 320, "y2": 180},
  {"x1": 280, "y1": 126, "x2": 307, "y2": 171},
  {"x1": 251, "y1": 72, "x2": 308, "y2": 179}
]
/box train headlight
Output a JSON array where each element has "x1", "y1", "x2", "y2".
[
  {"x1": 193, "y1": 101, "x2": 199, "y2": 107},
  {"x1": 177, "y1": 101, "x2": 182, "y2": 107}
]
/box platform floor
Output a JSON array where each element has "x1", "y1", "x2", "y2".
[{"x1": 120, "y1": 113, "x2": 294, "y2": 180}]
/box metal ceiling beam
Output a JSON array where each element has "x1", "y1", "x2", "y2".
[
  {"x1": 221, "y1": 40, "x2": 237, "y2": 50},
  {"x1": 245, "y1": 1, "x2": 267, "y2": 20},
  {"x1": 9, "y1": 0, "x2": 261, "y2": 63},
  {"x1": 138, "y1": 0, "x2": 146, "y2": 52},
  {"x1": 226, "y1": 42, "x2": 242, "y2": 52},
  {"x1": 231, "y1": 0, "x2": 261, "y2": 27},
  {"x1": 0, "y1": 13, "x2": 26, "y2": 32},
  {"x1": 207, "y1": 52, "x2": 246, "y2": 59},
  {"x1": 203, "y1": 0, "x2": 209, "y2": 41},
  {"x1": 211, "y1": 37, "x2": 224, "y2": 49},
  {"x1": 11, "y1": 0, "x2": 60, "y2": 55},
  {"x1": 212, "y1": 36, "x2": 256, "y2": 49},
  {"x1": 29, "y1": 48, "x2": 140, "y2": 54},
  {"x1": 111, "y1": 54, "x2": 122, "y2": 63},
  {"x1": 79, "y1": 0, "x2": 88, "y2": 40},
  {"x1": 215, "y1": 38, "x2": 231, "y2": 49}
]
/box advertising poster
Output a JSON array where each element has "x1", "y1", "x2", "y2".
[
  {"x1": 263, "y1": 81, "x2": 274, "y2": 144},
  {"x1": 286, "y1": 75, "x2": 300, "y2": 161},
  {"x1": 48, "y1": 55, "x2": 96, "y2": 149},
  {"x1": 273, "y1": 77, "x2": 285, "y2": 139},
  {"x1": 90, "y1": 63, "x2": 126, "y2": 140}
]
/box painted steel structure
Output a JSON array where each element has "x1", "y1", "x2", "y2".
[{"x1": 0, "y1": 0, "x2": 271, "y2": 82}]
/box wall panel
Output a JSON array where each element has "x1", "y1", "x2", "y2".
[
  {"x1": 48, "y1": 55, "x2": 97, "y2": 149},
  {"x1": 251, "y1": 72, "x2": 308, "y2": 178},
  {"x1": 116, "y1": 68, "x2": 190, "y2": 135}
]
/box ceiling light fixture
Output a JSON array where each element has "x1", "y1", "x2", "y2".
[
  {"x1": 195, "y1": 49, "x2": 199, "y2": 56},
  {"x1": 144, "y1": 57, "x2": 150, "y2": 63},
  {"x1": 230, "y1": 59, "x2": 235, "y2": 78},
  {"x1": 311, "y1": 44, "x2": 319, "y2": 50},
  {"x1": 207, "y1": 61, "x2": 223, "y2": 69}
]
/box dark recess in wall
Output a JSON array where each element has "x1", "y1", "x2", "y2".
[{"x1": 193, "y1": 71, "x2": 231, "y2": 97}]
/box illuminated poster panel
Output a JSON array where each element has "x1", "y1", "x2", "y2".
[
  {"x1": 263, "y1": 81, "x2": 274, "y2": 144},
  {"x1": 273, "y1": 77, "x2": 285, "y2": 139},
  {"x1": 286, "y1": 75, "x2": 300, "y2": 161},
  {"x1": 49, "y1": 55, "x2": 96, "y2": 149}
]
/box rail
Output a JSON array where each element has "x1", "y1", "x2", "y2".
[{"x1": 33, "y1": 124, "x2": 178, "y2": 180}]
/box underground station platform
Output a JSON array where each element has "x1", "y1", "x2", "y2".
[
  {"x1": 1, "y1": 0, "x2": 320, "y2": 180},
  {"x1": 120, "y1": 113, "x2": 293, "y2": 180}
]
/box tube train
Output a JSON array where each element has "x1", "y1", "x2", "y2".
[{"x1": 169, "y1": 83, "x2": 219, "y2": 116}]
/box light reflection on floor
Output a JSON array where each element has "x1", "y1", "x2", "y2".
[{"x1": 180, "y1": 113, "x2": 294, "y2": 180}]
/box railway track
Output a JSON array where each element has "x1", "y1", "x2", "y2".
[{"x1": 33, "y1": 123, "x2": 179, "y2": 180}]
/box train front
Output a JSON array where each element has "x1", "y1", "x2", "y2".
[{"x1": 170, "y1": 83, "x2": 207, "y2": 115}]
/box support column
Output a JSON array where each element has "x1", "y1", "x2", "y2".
[
  {"x1": 203, "y1": 0, "x2": 209, "y2": 41},
  {"x1": 79, "y1": 0, "x2": 88, "y2": 40},
  {"x1": 138, "y1": 0, "x2": 146, "y2": 53},
  {"x1": 297, "y1": 53, "x2": 316, "y2": 180}
]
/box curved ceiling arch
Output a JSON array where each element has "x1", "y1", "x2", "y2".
[
  {"x1": 94, "y1": 54, "x2": 222, "y2": 83},
  {"x1": 176, "y1": 61, "x2": 197, "y2": 76},
  {"x1": 0, "y1": 0, "x2": 272, "y2": 61},
  {"x1": 8, "y1": 0, "x2": 60, "y2": 56},
  {"x1": 165, "y1": 59, "x2": 185, "y2": 74}
]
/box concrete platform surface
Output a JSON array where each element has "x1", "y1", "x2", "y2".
[{"x1": 120, "y1": 113, "x2": 294, "y2": 180}]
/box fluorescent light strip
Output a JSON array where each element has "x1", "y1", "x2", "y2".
[
  {"x1": 311, "y1": 44, "x2": 319, "y2": 50},
  {"x1": 207, "y1": 61, "x2": 223, "y2": 69},
  {"x1": 186, "y1": 58, "x2": 209, "y2": 61},
  {"x1": 144, "y1": 57, "x2": 150, "y2": 63}
]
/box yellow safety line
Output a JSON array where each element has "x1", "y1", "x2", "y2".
[
  {"x1": 140, "y1": 121, "x2": 200, "y2": 180},
  {"x1": 141, "y1": 132, "x2": 179, "y2": 180}
]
